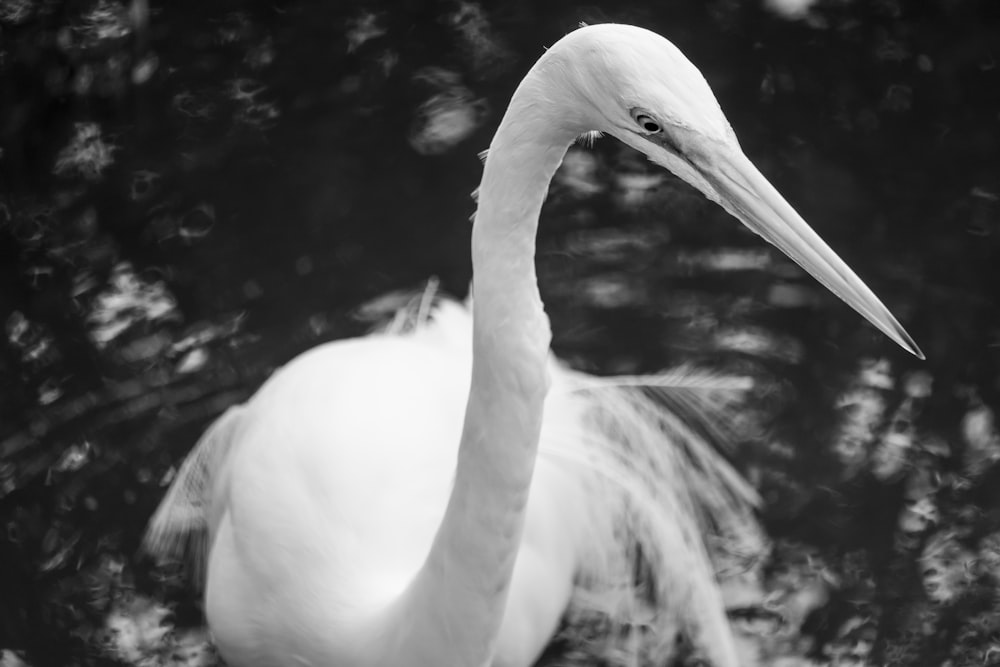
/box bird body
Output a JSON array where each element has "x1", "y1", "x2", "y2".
[
  {"x1": 153, "y1": 300, "x2": 749, "y2": 666},
  {"x1": 198, "y1": 310, "x2": 590, "y2": 667},
  {"x1": 146, "y1": 23, "x2": 921, "y2": 667}
]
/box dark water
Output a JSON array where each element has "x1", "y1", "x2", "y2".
[{"x1": 1, "y1": 0, "x2": 999, "y2": 665}]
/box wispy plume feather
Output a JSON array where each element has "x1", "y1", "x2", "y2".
[{"x1": 143, "y1": 405, "x2": 246, "y2": 587}]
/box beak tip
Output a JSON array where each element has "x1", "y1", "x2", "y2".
[{"x1": 894, "y1": 329, "x2": 925, "y2": 361}]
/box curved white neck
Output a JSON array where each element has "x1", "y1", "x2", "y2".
[{"x1": 385, "y1": 67, "x2": 580, "y2": 666}]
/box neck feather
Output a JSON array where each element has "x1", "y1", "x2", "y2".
[{"x1": 386, "y1": 68, "x2": 580, "y2": 665}]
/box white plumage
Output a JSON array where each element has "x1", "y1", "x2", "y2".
[
  {"x1": 146, "y1": 23, "x2": 919, "y2": 667},
  {"x1": 148, "y1": 295, "x2": 761, "y2": 665}
]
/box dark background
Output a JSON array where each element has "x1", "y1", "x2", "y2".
[{"x1": 1, "y1": 0, "x2": 999, "y2": 665}]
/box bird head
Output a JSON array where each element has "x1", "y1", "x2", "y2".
[{"x1": 546, "y1": 24, "x2": 922, "y2": 358}]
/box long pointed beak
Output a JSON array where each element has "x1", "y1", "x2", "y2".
[{"x1": 699, "y1": 147, "x2": 924, "y2": 359}]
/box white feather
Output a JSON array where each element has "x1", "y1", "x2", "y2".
[{"x1": 145, "y1": 291, "x2": 764, "y2": 665}]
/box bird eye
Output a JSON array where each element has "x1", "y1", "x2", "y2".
[{"x1": 630, "y1": 109, "x2": 662, "y2": 134}]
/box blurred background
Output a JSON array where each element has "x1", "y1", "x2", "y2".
[{"x1": 1, "y1": 0, "x2": 999, "y2": 665}]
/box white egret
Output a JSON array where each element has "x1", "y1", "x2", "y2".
[{"x1": 145, "y1": 23, "x2": 922, "y2": 667}]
